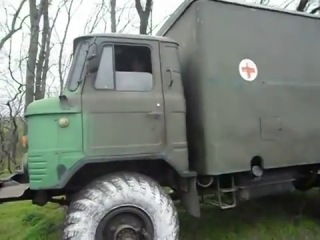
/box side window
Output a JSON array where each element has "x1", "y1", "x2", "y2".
[
  {"x1": 95, "y1": 44, "x2": 153, "y2": 92},
  {"x1": 114, "y1": 45, "x2": 153, "y2": 92},
  {"x1": 95, "y1": 46, "x2": 115, "y2": 89}
]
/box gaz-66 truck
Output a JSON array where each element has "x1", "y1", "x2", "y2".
[{"x1": 1, "y1": 0, "x2": 320, "y2": 239}]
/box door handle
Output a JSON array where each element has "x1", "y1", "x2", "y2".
[
  {"x1": 146, "y1": 111, "x2": 162, "y2": 118},
  {"x1": 166, "y1": 68, "x2": 174, "y2": 88}
]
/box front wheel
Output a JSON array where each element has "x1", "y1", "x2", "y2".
[{"x1": 63, "y1": 172, "x2": 179, "y2": 240}]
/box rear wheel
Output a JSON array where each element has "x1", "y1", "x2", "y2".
[{"x1": 63, "y1": 172, "x2": 179, "y2": 240}]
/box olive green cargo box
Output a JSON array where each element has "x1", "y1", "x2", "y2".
[{"x1": 157, "y1": 0, "x2": 320, "y2": 175}]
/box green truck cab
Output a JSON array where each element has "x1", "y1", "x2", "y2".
[{"x1": 2, "y1": 0, "x2": 320, "y2": 239}]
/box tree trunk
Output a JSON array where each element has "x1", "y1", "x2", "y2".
[
  {"x1": 135, "y1": 0, "x2": 153, "y2": 34},
  {"x1": 296, "y1": 0, "x2": 309, "y2": 11},
  {"x1": 25, "y1": 0, "x2": 44, "y2": 110},
  {"x1": 139, "y1": 15, "x2": 149, "y2": 34},
  {"x1": 35, "y1": 0, "x2": 49, "y2": 100},
  {"x1": 110, "y1": 0, "x2": 117, "y2": 33},
  {"x1": 58, "y1": 0, "x2": 75, "y2": 95},
  {"x1": 40, "y1": 25, "x2": 52, "y2": 99}
]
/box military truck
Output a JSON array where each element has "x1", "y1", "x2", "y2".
[{"x1": 1, "y1": 0, "x2": 320, "y2": 239}]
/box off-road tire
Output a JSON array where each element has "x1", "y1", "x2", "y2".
[{"x1": 62, "y1": 172, "x2": 179, "y2": 240}]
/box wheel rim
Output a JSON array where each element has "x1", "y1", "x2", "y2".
[{"x1": 95, "y1": 206, "x2": 154, "y2": 240}]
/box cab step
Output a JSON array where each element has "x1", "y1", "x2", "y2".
[{"x1": 0, "y1": 173, "x2": 30, "y2": 203}]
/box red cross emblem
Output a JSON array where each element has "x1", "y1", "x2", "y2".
[{"x1": 239, "y1": 59, "x2": 258, "y2": 81}]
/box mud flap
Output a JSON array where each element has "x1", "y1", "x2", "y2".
[
  {"x1": 180, "y1": 176, "x2": 201, "y2": 218},
  {"x1": 0, "y1": 174, "x2": 30, "y2": 203}
]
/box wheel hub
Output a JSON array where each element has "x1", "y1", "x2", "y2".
[
  {"x1": 95, "y1": 206, "x2": 153, "y2": 240},
  {"x1": 114, "y1": 224, "x2": 138, "y2": 240}
]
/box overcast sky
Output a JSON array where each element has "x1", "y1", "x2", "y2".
[{"x1": 2, "y1": 0, "x2": 316, "y2": 59}]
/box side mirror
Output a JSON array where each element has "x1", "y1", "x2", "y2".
[{"x1": 87, "y1": 43, "x2": 99, "y2": 73}]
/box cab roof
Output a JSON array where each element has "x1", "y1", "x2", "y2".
[{"x1": 73, "y1": 33, "x2": 177, "y2": 52}]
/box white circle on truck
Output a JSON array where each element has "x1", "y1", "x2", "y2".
[{"x1": 239, "y1": 59, "x2": 258, "y2": 81}]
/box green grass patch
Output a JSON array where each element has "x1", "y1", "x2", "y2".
[
  {"x1": 179, "y1": 192, "x2": 320, "y2": 240},
  {"x1": 1, "y1": 192, "x2": 320, "y2": 239},
  {"x1": 0, "y1": 201, "x2": 64, "y2": 240}
]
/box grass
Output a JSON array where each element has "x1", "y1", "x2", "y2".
[
  {"x1": 180, "y1": 192, "x2": 320, "y2": 240},
  {"x1": 1, "y1": 192, "x2": 320, "y2": 239},
  {"x1": 0, "y1": 201, "x2": 64, "y2": 240}
]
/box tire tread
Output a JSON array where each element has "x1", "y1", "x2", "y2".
[{"x1": 63, "y1": 172, "x2": 179, "y2": 240}]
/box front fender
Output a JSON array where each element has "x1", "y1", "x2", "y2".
[{"x1": 38, "y1": 154, "x2": 196, "y2": 190}]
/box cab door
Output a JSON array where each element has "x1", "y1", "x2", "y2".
[
  {"x1": 160, "y1": 42, "x2": 189, "y2": 170},
  {"x1": 82, "y1": 39, "x2": 165, "y2": 157}
]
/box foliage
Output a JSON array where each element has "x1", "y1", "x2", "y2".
[{"x1": 0, "y1": 117, "x2": 25, "y2": 173}]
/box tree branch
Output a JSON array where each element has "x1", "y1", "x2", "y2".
[
  {"x1": 0, "y1": 0, "x2": 28, "y2": 50},
  {"x1": 311, "y1": 6, "x2": 320, "y2": 14}
]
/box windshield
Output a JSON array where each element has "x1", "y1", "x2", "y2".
[{"x1": 66, "y1": 40, "x2": 90, "y2": 92}]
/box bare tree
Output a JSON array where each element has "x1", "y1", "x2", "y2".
[
  {"x1": 0, "y1": 0, "x2": 28, "y2": 50},
  {"x1": 283, "y1": 0, "x2": 319, "y2": 13},
  {"x1": 84, "y1": 1, "x2": 109, "y2": 34},
  {"x1": 25, "y1": 0, "x2": 80, "y2": 107},
  {"x1": 84, "y1": 0, "x2": 133, "y2": 34},
  {"x1": 147, "y1": 13, "x2": 172, "y2": 35},
  {"x1": 34, "y1": 0, "x2": 50, "y2": 100},
  {"x1": 257, "y1": 0, "x2": 319, "y2": 14},
  {"x1": 308, "y1": 1, "x2": 320, "y2": 14},
  {"x1": 115, "y1": 1, "x2": 135, "y2": 33},
  {"x1": 25, "y1": 0, "x2": 44, "y2": 110},
  {"x1": 135, "y1": 0, "x2": 153, "y2": 34},
  {"x1": 57, "y1": 0, "x2": 77, "y2": 95},
  {"x1": 0, "y1": 113, "x2": 7, "y2": 172},
  {"x1": 0, "y1": 36, "x2": 26, "y2": 172}
]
